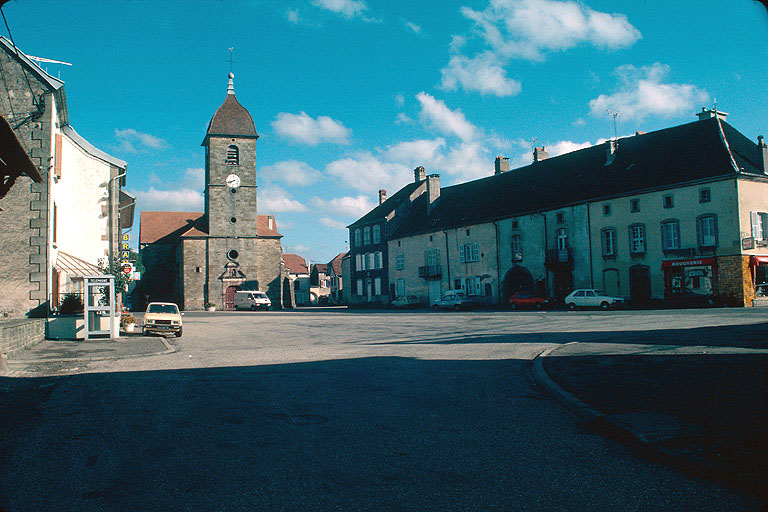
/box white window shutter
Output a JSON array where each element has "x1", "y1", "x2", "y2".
[{"x1": 752, "y1": 212, "x2": 762, "y2": 240}]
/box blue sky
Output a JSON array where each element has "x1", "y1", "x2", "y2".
[{"x1": 3, "y1": 0, "x2": 767, "y2": 264}]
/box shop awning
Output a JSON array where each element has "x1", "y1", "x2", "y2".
[
  {"x1": 54, "y1": 250, "x2": 100, "y2": 278},
  {"x1": 119, "y1": 189, "x2": 136, "y2": 229},
  {"x1": 661, "y1": 257, "x2": 715, "y2": 270},
  {"x1": 749, "y1": 255, "x2": 768, "y2": 269}
]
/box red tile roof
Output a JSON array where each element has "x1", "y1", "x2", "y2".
[
  {"x1": 328, "y1": 252, "x2": 346, "y2": 276},
  {"x1": 140, "y1": 211, "x2": 205, "y2": 245},
  {"x1": 283, "y1": 253, "x2": 308, "y2": 274},
  {"x1": 140, "y1": 212, "x2": 281, "y2": 245}
]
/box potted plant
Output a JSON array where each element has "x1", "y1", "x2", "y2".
[
  {"x1": 204, "y1": 302, "x2": 216, "y2": 312},
  {"x1": 121, "y1": 313, "x2": 137, "y2": 333}
]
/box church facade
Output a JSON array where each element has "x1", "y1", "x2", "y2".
[{"x1": 138, "y1": 73, "x2": 287, "y2": 311}]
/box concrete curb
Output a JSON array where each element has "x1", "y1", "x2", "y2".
[
  {"x1": 531, "y1": 342, "x2": 761, "y2": 499},
  {"x1": 5, "y1": 336, "x2": 177, "y2": 367}
]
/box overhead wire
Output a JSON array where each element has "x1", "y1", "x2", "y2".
[{"x1": 0, "y1": 4, "x2": 43, "y2": 126}]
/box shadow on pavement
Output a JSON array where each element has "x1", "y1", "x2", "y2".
[
  {"x1": 0, "y1": 356, "x2": 761, "y2": 511},
  {"x1": 544, "y1": 352, "x2": 768, "y2": 502}
]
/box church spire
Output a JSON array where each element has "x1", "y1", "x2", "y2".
[{"x1": 227, "y1": 72, "x2": 235, "y2": 95}]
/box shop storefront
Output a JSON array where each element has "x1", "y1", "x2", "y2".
[
  {"x1": 749, "y1": 255, "x2": 768, "y2": 298},
  {"x1": 661, "y1": 257, "x2": 716, "y2": 306}
]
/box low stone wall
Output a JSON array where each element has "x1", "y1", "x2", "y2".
[{"x1": 0, "y1": 318, "x2": 45, "y2": 355}]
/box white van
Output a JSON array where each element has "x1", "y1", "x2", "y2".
[{"x1": 233, "y1": 290, "x2": 272, "y2": 311}]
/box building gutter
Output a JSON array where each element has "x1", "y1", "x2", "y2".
[
  {"x1": 443, "y1": 230, "x2": 451, "y2": 287},
  {"x1": 494, "y1": 220, "x2": 502, "y2": 303}
]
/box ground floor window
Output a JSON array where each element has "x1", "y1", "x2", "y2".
[
  {"x1": 374, "y1": 277, "x2": 381, "y2": 296},
  {"x1": 662, "y1": 258, "x2": 715, "y2": 300},
  {"x1": 396, "y1": 278, "x2": 405, "y2": 297},
  {"x1": 356, "y1": 279, "x2": 363, "y2": 296}
]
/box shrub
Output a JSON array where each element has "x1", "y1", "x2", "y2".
[{"x1": 59, "y1": 293, "x2": 84, "y2": 314}]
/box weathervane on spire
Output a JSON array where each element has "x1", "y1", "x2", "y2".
[{"x1": 227, "y1": 47, "x2": 236, "y2": 73}]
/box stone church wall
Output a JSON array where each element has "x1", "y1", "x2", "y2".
[{"x1": 180, "y1": 238, "x2": 207, "y2": 310}]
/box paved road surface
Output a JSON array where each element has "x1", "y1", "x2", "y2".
[{"x1": 1, "y1": 309, "x2": 764, "y2": 511}]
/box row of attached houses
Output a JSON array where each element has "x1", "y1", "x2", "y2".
[
  {"x1": 349, "y1": 110, "x2": 768, "y2": 308},
  {"x1": 0, "y1": 36, "x2": 134, "y2": 321}
]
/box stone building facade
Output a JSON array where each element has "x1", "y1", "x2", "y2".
[
  {"x1": 374, "y1": 110, "x2": 768, "y2": 308},
  {"x1": 138, "y1": 73, "x2": 286, "y2": 310}
]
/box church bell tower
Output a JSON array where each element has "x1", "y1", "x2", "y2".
[{"x1": 201, "y1": 72, "x2": 259, "y2": 238}]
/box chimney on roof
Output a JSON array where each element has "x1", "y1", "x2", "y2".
[
  {"x1": 605, "y1": 140, "x2": 618, "y2": 166},
  {"x1": 696, "y1": 107, "x2": 728, "y2": 122},
  {"x1": 426, "y1": 174, "x2": 440, "y2": 215},
  {"x1": 268, "y1": 216, "x2": 274, "y2": 230},
  {"x1": 759, "y1": 136, "x2": 768, "y2": 175},
  {"x1": 494, "y1": 156, "x2": 510, "y2": 174},
  {"x1": 414, "y1": 166, "x2": 426, "y2": 182},
  {"x1": 533, "y1": 147, "x2": 549, "y2": 162},
  {"x1": 378, "y1": 189, "x2": 387, "y2": 205}
]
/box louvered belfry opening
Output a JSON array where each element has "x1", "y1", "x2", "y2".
[{"x1": 226, "y1": 145, "x2": 239, "y2": 165}]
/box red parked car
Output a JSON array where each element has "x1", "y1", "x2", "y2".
[{"x1": 508, "y1": 292, "x2": 551, "y2": 310}]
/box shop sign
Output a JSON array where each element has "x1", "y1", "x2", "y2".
[
  {"x1": 661, "y1": 258, "x2": 715, "y2": 269},
  {"x1": 742, "y1": 237, "x2": 755, "y2": 250}
]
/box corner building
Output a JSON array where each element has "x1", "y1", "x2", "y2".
[{"x1": 138, "y1": 73, "x2": 286, "y2": 310}]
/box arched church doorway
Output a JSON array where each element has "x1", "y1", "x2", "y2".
[
  {"x1": 224, "y1": 285, "x2": 241, "y2": 310},
  {"x1": 502, "y1": 266, "x2": 534, "y2": 303}
]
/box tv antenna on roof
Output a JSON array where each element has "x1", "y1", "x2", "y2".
[
  {"x1": 606, "y1": 110, "x2": 621, "y2": 140},
  {"x1": 27, "y1": 55, "x2": 71, "y2": 77}
]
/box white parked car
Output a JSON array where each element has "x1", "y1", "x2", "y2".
[
  {"x1": 143, "y1": 302, "x2": 183, "y2": 337},
  {"x1": 564, "y1": 289, "x2": 626, "y2": 310},
  {"x1": 233, "y1": 290, "x2": 272, "y2": 311},
  {"x1": 432, "y1": 292, "x2": 475, "y2": 311}
]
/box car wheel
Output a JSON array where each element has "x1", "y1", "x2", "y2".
[
  {"x1": 142, "y1": 328, "x2": 148, "y2": 336},
  {"x1": 176, "y1": 328, "x2": 183, "y2": 338},
  {"x1": 510, "y1": 303, "x2": 517, "y2": 310},
  {"x1": 251, "y1": 305, "x2": 256, "y2": 311},
  {"x1": 453, "y1": 304, "x2": 461, "y2": 311},
  {"x1": 600, "y1": 301, "x2": 610, "y2": 310},
  {"x1": 535, "y1": 303, "x2": 542, "y2": 310},
  {"x1": 568, "y1": 302, "x2": 576, "y2": 310},
  {"x1": 234, "y1": 305, "x2": 240, "y2": 311},
  {"x1": 432, "y1": 304, "x2": 439, "y2": 311}
]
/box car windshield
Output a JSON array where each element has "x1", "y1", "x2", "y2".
[
  {"x1": 147, "y1": 304, "x2": 178, "y2": 314},
  {"x1": 253, "y1": 292, "x2": 268, "y2": 298}
]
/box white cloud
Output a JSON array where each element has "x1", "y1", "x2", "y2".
[
  {"x1": 416, "y1": 92, "x2": 477, "y2": 142},
  {"x1": 181, "y1": 167, "x2": 204, "y2": 189},
  {"x1": 385, "y1": 138, "x2": 446, "y2": 165},
  {"x1": 259, "y1": 186, "x2": 307, "y2": 212},
  {"x1": 131, "y1": 187, "x2": 203, "y2": 212},
  {"x1": 287, "y1": 244, "x2": 311, "y2": 254},
  {"x1": 114, "y1": 129, "x2": 168, "y2": 153},
  {"x1": 286, "y1": 8, "x2": 300, "y2": 23},
  {"x1": 312, "y1": 0, "x2": 367, "y2": 19},
  {"x1": 440, "y1": 51, "x2": 521, "y2": 97},
  {"x1": 260, "y1": 160, "x2": 322, "y2": 186},
  {"x1": 395, "y1": 112, "x2": 413, "y2": 124},
  {"x1": 325, "y1": 152, "x2": 410, "y2": 193},
  {"x1": 461, "y1": 0, "x2": 641, "y2": 62},
  {"x1": 272, "y1": 111, "x2": 351, "y2": 146},
  {"x1": 319, "y1": 217, "x2": 349, "y2": 230},
  {"x1": 311, "y1": 195, "x2": 377, "y2": 217},
  {"x1": 589, "y1": 63, "x2": 709, "y2": 120},
  {"x1": 405, "y1": 21, "x2": 421, "y2": 33},
  {"x1": 395, "y1": 94, "x2": 405, "y2": 107}
]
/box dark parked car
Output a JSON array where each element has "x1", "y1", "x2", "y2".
[{"x1": 508, "y1": 292, "x2": 551, "y2": 310}]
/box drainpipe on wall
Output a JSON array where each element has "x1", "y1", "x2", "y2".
[
  {"x1": 443, "y1": 230, "x2": 451, "y2": 289},
  {"x1": 586, "y1": 203, "x2": 594, "y2": 288},
  {"x1": 539, "y1": 211, "x2": 549, "y2": 297},
  {"x1": 494, "y1": 220, "x2": 501, "y2": 304}
]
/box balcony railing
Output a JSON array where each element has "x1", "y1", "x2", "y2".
[
  {"x1": 545, "y1": 247, "x2": 573, "y2": 267},
  {"x1": 418, "y1": 265, "x2": 442, "y2": 279}
]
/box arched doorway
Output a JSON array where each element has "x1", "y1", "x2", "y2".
[
  {"x1": 224, "y1": 285, "x2": 241, "y2": 310},
  {"x1": 502, "y1": 266, "x2": 534, "y2": 302}
]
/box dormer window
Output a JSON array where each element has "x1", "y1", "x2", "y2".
[{"x1": 226, "y1": 145, "x2": 239, "y2": 165}]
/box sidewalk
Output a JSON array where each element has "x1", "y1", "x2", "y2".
[
  {"x1": 534, "y1": 341, "x2": 768, "y2": 503},
  {"x1": 1, "y1": 333, "x2": 175, "y2": 376}
]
